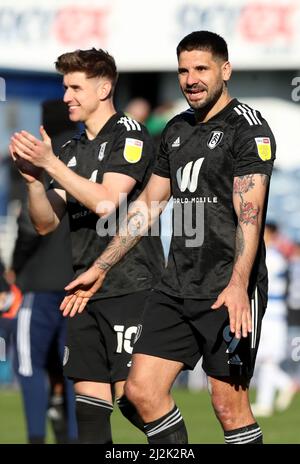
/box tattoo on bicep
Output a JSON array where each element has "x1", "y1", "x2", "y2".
[
  {"x1": 260, "y1": 174, "x2": 269, "y2": 186},
  {"x1": 233, "y1": 175, "x2": 255, "y2": 198},
  {"x1": 234, "y1": 175, "x2": 260, "y2": 226},
  {"x1": 234, "y1": 224, "x2": 245, "y2": 261}
]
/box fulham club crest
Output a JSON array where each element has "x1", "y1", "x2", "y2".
[{"x1": 207, "y1": 131, "x2": 223, "y2": 149}]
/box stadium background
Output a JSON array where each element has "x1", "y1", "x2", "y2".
[{"x1": 0, "y1": 0, "x2": 300, "y2": 443}]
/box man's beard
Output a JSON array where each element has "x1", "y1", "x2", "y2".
[{"x1": 184, "y1": 82, "x2": 224, "y2": 111}]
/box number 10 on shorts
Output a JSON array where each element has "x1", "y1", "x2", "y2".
[{"x1": 114, "y1": 325, "x2": 138, "y2": 354}]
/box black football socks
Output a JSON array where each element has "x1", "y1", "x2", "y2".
[
  {"x1": 224, "y1": 422, "x2": 263, "y2": 444},
  {"x1": 75, "y1": 395, "x2": 113, "y2": 444},
  {"x1": 144, "y1": 405, "x2": 188, "y2": 444}
]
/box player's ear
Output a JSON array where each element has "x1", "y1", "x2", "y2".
[
  {"x1": 98, "y1": 79, "x2": 112, "y2": 101},
  {"x1": 222, "y1": 61, "x2": 232, "y2": 83}
]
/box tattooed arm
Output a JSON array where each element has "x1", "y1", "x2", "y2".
[
  {"x1": 60, "y1": 174, "x2": 171, "y2": 317},
  {"x1": 212, "y1": 174, "x2": 269, "y2": 338},
  {"x1": 94, "y1": 210, "x2": 151, "y2": 273}
]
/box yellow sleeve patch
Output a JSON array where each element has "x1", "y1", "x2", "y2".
[
  {"x1": 255, "y1": 137, "x2": 271, "y2": 161},
  {"x1": 123, "y1": 138, "x2": 143, "y2": 163}
]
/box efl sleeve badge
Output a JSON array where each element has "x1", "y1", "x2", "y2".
[
  {"x1": 123, "y1": 138, "x2": 143, "y2": 163},
  {"x1": 255, "y1": 137, "x2": 271, "y2": 161}
]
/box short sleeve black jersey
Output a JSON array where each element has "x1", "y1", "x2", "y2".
[
  {"x1": 153, "y1": 98, "x2": 276, "y2": 301},
  {"x1": 51, "y1": 111, "x2": 164, "y2": 299}
]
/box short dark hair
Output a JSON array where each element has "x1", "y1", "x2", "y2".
[
  {"x1": 55, "y1": 48, "x2": 118, "y2": 90},
  {"x1": 176, "y1": 31, "x2": 228, "y2": 61}
]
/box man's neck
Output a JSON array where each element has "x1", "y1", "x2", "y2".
[{"x1": 85, "y1": 101, "x2": 116, "y2": 140}]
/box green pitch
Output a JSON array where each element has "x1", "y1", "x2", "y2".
[{"x1": 0, "y1": 388, "x2": 299, "y2": 444}]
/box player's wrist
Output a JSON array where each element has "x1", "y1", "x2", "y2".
[
  {"x1": 93, "y1": 258, "x2": 111, "y2": 274},
  {"x1": 43, "y1": 152, "x2": 58, "y2": 174},
  {"x1": 26, "y1": 177, "x2": 45, "y2": 188},
  {"x1": 229, "y1": 269, "x2": 249, "y2": 290}
]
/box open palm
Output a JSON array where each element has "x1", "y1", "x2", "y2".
[{"x1": 60, "y1": 266, "x2": 106, "y2": 317}]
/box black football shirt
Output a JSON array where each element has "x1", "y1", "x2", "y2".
[
  {"x1": 51, "y1": 111, "x2": 164, "y2": 299},
  {"x1": 153, "y1": 99, "x2": 276, "y2": 303}
]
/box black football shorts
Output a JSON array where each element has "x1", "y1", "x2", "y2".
[
  {"x1": 133, "y1": 289, "x2": 265, "y2": 381},
  {"x1": 63, "y1": 290, "x2": 150, "y2": 383}
]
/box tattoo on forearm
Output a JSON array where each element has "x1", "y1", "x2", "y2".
[
  {"x1": 232, "y1": 174, "x2": 264, "y2": 269},
  {"x1": 126, "y1": 211, "x2": 146, "y2": 236},
  {"x1": 234, "y1": 224, "x2": 245, "y2": 261},
  {"x1": 95, "y1": 209, "x2": 149, "y2": 271},
  {"x1": 94, "y1": 259, "x2": 112, "y2": 271},
  {"x1": 95, "y1": 234, "x2": 141, "y2": 272},
  {"x1": 239, "y1": 201, "x2": 259, "y2": 225}
]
